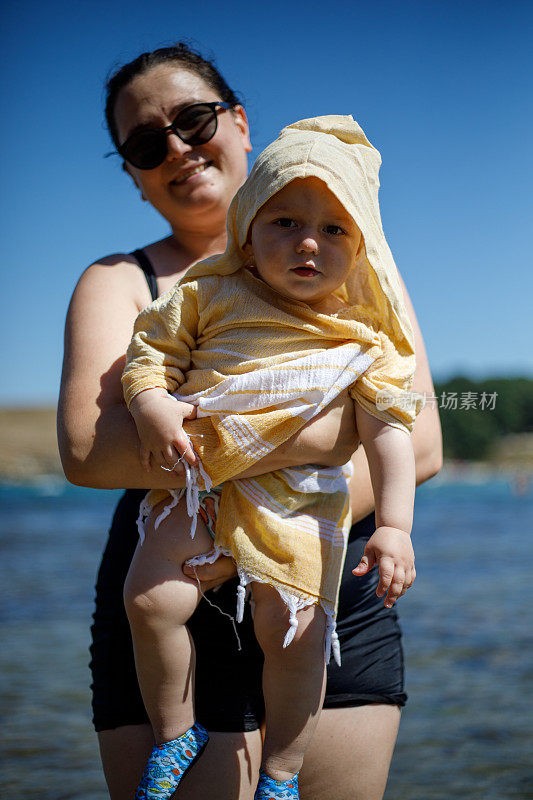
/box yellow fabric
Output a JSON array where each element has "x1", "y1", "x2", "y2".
[
  {"x1": 215, "y1": 469, "x2": 352, "y2": 616},
  {"x1": 183, "y1": 114, "x2": 422, "y2": 428},
  {"x1": 122, "y1": 269, "x2": 383, "y2": 484},
  {"x1": 122, "y1": 115, "x2": 423, "y2": 640}
]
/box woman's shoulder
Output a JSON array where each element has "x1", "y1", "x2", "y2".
[
  {"x1": 75, "y1": 252, "x2": 153, "y2": 311},
  {"x1": 83, "y1": 251, "x2": 147, "y2": 278}
]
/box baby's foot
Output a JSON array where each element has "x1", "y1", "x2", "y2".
[
  {"x1": 135, "y1": 722, "x2": 209, "y2": 799},
  {"x1": 254, "y1": 767, "x2": 300, "y2": 799}
]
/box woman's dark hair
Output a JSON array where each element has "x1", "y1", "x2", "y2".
[{"x1": 105, "y1": 41, "x2": 240, "y2": 148}]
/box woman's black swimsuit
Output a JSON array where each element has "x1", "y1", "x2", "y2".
[{"x1": 89, "y1": 250, "x2": 407, "y2": 733}]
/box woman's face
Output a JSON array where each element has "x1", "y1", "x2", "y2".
[{"x1": 114, "y1": 64, "x2": 252, "y2": 228}]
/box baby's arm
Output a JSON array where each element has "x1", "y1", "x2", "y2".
[
  {"x1": 352, "y1": 404, "x2": 416, "y2": 608},
  {"x1": 122, "y1": 283, "x2": 199, "y2": 472}
]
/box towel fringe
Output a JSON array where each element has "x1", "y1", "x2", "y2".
[
  {"x1": 236, "y1": 579, "x2": 247, "y2": 624},
  {"x1": 324, "y1": 614, "x2": 341, "y2": 666},
  {"x1": 136, "y1": 436, "x2": 213, "y2": 543},
  {"x1": 234, "y1": 567, "x2": 341, "y2": 666}
]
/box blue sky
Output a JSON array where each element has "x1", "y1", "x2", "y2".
[{"x1": 2, "y1": 0, "x2": 532, "y2": 404}]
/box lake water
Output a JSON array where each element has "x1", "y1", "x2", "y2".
[{"x1": 1, "y1": 476, "x2": 532, "y2": 799}]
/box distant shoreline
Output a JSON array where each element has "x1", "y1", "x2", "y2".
[
  {"x1": 0, "y1": 408, "x2": 62, "y2": 482},
  {"x1": 1, "y1": 407, "x2": 531, "y2": 484}
]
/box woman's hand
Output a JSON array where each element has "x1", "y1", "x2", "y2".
[
  {"x1": 352, "y1": 527, "x2": 416, "y2": 608},
  {"x1": 183, "y1": 555, "x2": 238, "y2": 590}
]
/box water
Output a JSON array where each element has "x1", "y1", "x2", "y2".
[{"x1": 1, "y1": 478, "x2": 532, "y2": 798}]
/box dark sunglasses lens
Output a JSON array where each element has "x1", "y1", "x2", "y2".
[
  {"x1": 175, "y1": 104, "x2": 218, "y2": 145},
  {"x1": 122, "y1": 131, "x2": 167, "y2": 169}
]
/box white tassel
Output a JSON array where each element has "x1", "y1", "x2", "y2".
[
  {"x1": 154, "y1": 489, "x2": 183, "y2": 530},
  {"x1": 236, "y1": 581, "x2": 247, "y2": 623},
  {"x1": 182, "y1": 458, "x2": 203, "y2": 540},
  {"x1": 324, "y1": 615, "x2": 342, "y2": 667},
  {"x1": 331, "y1": 629, "x2": 341, "y2": 667},
  {"x1": 196, "y1": 458, "x2": 213, "y2": 492},
  {"x1": 136, "y1": 495, "x2": 152, "y2": 544},
  {"x1": 283, "y1": 612, "x2": 299, "y2": 648}
]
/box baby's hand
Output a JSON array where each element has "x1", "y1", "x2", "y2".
[
  {"x1": 129, "y1": 388, "x2": 197, "y2": 472},
  {"x1": 352, "y1": 526, "x2": 415, "y2": 608}
]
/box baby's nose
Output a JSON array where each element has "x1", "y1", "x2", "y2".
[{"x1": 297, "y1": 234, "x2": 319, "y2": 254}]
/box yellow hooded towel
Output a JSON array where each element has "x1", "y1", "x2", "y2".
[{"x1": 122, "y1": 115, "x2": 423, "y2": 664}]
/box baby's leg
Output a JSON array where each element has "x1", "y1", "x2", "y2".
[
  {"x1": 252, "y1": 583, "x2": 327, "y2": 783},
  {"x1": 123, "y1": 497, "x2": 214, "y2": 744}
]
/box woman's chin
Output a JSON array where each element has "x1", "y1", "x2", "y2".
[{"x1": 169, "y1": 176, "x2": 224, "y2": 208}]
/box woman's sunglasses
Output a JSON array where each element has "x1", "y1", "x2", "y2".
[{"x1": 115, "y1": 101, "x2": 234, "y2": 170}]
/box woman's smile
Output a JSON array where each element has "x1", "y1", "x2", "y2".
[{"x1": 169, "y1": 160, "x2": 213, "y2": 185}]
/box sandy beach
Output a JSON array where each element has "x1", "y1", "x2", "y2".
[{"x1": 0, "y1": 408, "x2": 62, "y2": 480}]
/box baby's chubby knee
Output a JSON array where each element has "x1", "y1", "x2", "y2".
[
  {"x1": 123, "y1": 556, "x2": 199, "y2": 631},
  {"x1": 123, "y1": 499, "x2": 214, "y2": 626},
  {"x1": 252, "y1": 583, "x2": 326, "y2": 658}
]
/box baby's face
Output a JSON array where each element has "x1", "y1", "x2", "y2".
[{"x1": 247, "y1": 177, "x2": 361, "y2": 309}]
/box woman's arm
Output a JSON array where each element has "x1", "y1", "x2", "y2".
[
  {"x1": 59, "y1": 260, "x2": 439, "y2": 492},
  {"x1": 57, "y1": 257, "x2": 188, "y2": 490},
  {"x1": 237, "y1": 389, "x2": 359, "y2": 478},
  {"x1": 58, "y1": 259, "x2": 360, "y2": 489},
  {"x1": 348, "y1": 273, "x2": 443, "y2": 522}
]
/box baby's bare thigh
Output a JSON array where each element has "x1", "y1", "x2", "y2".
[
  {"x1": 134, "y1": 497, "x2": 214, "y2": 577},
  {"x1": 124, "y1": 498, "x2": 214, "y2": 625},
  {"x1": 251, "y1": 582, "x2": 326, "y2": 649}
]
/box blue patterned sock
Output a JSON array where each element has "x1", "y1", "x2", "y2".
[
  {"x1": 254, "y1": 767, "x2": 300, "y2": 799},
  {"x1": 135, "y1": 722, "x2": 209, "y2": 799}
]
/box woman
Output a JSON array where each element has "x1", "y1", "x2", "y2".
[{"x1": 58, "y1": 43, "x2": 442, "y2": 800}]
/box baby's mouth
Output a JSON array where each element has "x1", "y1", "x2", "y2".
[{"x1": 292, "y1": 266, "x2": 319, "y2": 277}]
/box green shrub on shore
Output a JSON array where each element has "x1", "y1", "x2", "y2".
[{"x1": 433, "y1": 377, "x2": 533, "y2": 460}]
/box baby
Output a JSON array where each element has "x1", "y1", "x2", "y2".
[{"x1": 122, "y1": 115, "x2": 422, "y2": 800}]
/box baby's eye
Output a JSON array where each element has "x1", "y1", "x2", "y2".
[
  {"x1": 324, "y1": 224, "x2": 346, "y2": 236},
  {"x1": 274, "y1": 218, "x2": 297, "y2": 228}
]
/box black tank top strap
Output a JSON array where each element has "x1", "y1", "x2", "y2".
[{"x1": 131, "y1": 248, "x2": 158, "y2": 302}]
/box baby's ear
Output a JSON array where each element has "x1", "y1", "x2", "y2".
[
  {"x1": 242, "y1": 240, "x2": 254, "y2": 266},
  {"x1": 354, "y1": 230, "x2": 365, "y2": 259}
]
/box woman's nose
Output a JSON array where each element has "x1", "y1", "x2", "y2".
[{"x1": 165, "y1": 132, "x2": 193, "y2": 160}]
